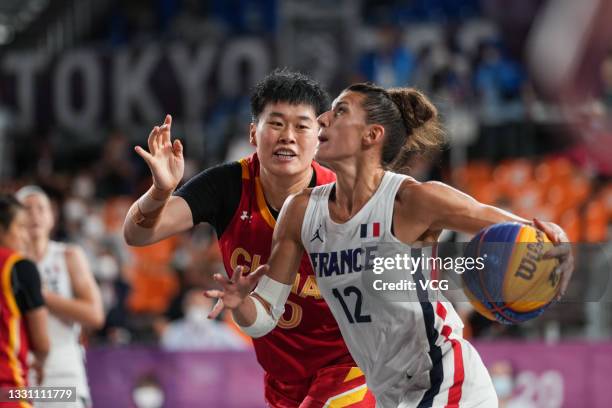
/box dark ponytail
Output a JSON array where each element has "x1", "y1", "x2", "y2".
[
  {"x1": 0, "y1": 194, "x2": 23, "y2": 231},
  {"x1": 346, "y1": 83, "x2": 444, "y2": 172}
]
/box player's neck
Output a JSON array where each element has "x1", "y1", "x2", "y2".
[
  {"x1": 29, "y1": 237, "x2": 49, "y2": 262},
  {"x1": 332, "y1": 162, "x2": 385, "y2": 218},
  {"x1": 259, "y1": 166, "x2": 313, "y2": 211}
]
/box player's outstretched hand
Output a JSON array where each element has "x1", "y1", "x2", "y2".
[
  {"x1": 30, "y1": 357, "x2": 45, "y2": 385},
  {"x1": 135, "y1": 114, "x2": 184, "y2": 192},
  {"x1": 534, "y1": 218, "x2": 574, "y2": 300},
  {"x1": 204, "y1": 265, "x2": 269, "y2": 319}
]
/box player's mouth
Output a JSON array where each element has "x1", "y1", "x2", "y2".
[
  {"x1": 273, "y1": 149, "x2": 297, "y2": 161},
  {"x1": 318, "y1": 129, "x2": 329, "y2": 144}
]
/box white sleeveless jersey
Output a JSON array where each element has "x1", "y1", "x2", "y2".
[
  {"x1": 302, "y1": 172, "x2": 468, "y2": 405},
  {"x1": 35, "y1": 241, "x2": 91, "y2": 405}
]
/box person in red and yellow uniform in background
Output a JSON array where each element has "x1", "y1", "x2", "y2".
[{"x1": 0, "y1": 194, "x2": 49, "y2": 408}]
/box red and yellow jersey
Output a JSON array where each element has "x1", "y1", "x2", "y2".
[
  {"x1": 218, "y1": 154, "x2": 355, "y2": 381},
  {"x1": 0, "y1": 247, "x2": 30, "y2": 388}
]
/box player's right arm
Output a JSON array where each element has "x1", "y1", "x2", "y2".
[
  {"x1": 204, "y1": 191, "x2": 310, "y2": 337},
  {"x1": 123, "y1": 114, "x2": 194, "y2": 246}
]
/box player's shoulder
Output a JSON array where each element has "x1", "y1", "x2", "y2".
[
  {"x1": 285, "y1": 189, "x2": 314, "y2": 212},
  {"x1": 14, "y1": 257, "x2": 37, "y2": 271},
  {"x1": 64, "y1": 243, "x2": 83, "y2": 257},
  {"x1": 12, "y1": 258, "x2": 40, "y2": 283},
  {"x1": 397, "y1": 179, "x2": 450, "y2": 201},
  {"x1": 191, "y1": 161, "x2": 243, "y2": 185},
  {"x1": 395, "y1": 179, "x2": 456, "y2": 216},
  {"x1": 63, "y1": 243, "x2": 90, "y2": 268},
  {"x1": 278, "y1": 189, "x2": 316, "y2": 224}
]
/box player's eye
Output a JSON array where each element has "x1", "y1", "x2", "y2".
[
  {"x1": 268, "y1": 121, "x2": 283, "y2": 127},
  {"x1": 334, "y1": 107, "x2": 345, "y2": 117}
]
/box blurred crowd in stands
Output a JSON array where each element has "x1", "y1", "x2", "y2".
[{"x1": 1, "y1": 0, "x2": 612, "y2": 347}]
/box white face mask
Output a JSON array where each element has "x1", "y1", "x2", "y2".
[
  {"x1": 96, "y1": 254, "x2": 119, "y2": 281},
  {"x1": 133, "y1": 385, "x2": 164, "y2": 408},
  {"x1": 83, "y1": 215, "x2": 105, "y2": 239},
  {"x1": 63, "y1": 198, "x2": 87, "y2": 222},
  {"x1": 492, "y1": 375, "x2": 514, "y2": 398},
  {"x1": 73, "y1": 175, "x2": 95, "y2": 199}
]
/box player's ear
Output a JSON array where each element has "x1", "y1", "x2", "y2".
[
  {"x1": 364, "y1": 124, "x2": 384, "y2": 146},
  {"x1": 249, "y1": 122, "x2": 258, "y2": 147}
]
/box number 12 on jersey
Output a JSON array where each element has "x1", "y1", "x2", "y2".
[{"x1": 332, "y1": 286, "x2": 372, "y2": 323}]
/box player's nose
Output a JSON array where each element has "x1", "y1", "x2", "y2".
[
  {"x1": 278, "y1": 126, "x2": 297, "y2": 143},
  {"x1": 317, "y1": 111, "x2": 331, "y2": 128}
]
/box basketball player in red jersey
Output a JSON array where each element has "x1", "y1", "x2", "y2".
[
  {"x1": 123, "y1": 69, "x2": 375, "y2": 407},
  {"x1": 0, "y1": 194, "x2": 49, "y2": 408}
]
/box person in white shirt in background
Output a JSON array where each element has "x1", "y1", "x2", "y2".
[
  {"x1": 16, "y1": 186, "x2": 105, "y2": 408},
  {"x1": 161, "y1": 289, "x2": 248, "y2": 351}
]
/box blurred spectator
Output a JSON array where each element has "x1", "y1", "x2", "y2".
[
  {"x1": 95, "y1": 131, "x2": 138, "y2": 198},
  {"x1": 131, "y1": 373, "x2": 166, "y2": 408},
  {"x1": 358, "y1": 25, "x2": 416, "y2": 88},
  {"x1": 474, "y1": 41, "x2": 525, "y2": 125},
  {"x1": 160, "y1": 289, "x2": 249, "y2": 351},
  {"x1": 488, "y1": 360, "x2": 530, "y2": 408}
]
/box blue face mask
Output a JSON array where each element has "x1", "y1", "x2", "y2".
[{"x1": 492, "y1": 375, "x2": 514, "y2": 398}]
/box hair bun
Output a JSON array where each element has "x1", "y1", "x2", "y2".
[{"x1": 388, "y1": 88, "x2": 435, "y2": 131}]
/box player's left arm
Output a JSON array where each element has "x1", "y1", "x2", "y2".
[
  {"x1": 204, "y1": 191, "x2": 308, "y2": 336},
  {"x1": 407, "y1": 181, "x2": 574, "y2": 297},
  {"x1": 413, "y1": 181, "x2": 529, "y2": 235},
  {"x1": 43, "y1": 245, "x2": 105, "y2": 329}
]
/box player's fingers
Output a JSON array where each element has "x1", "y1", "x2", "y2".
[
  {"x1": 160, "y1": 122, "x2": 171, "y2": 147},
  {"x1": 543, "y1": 243, "x2": 571, "y2": 259},
  {"x1": 203, "y1": 289, "x2": 224, "y2": 299},
  {"x1": 134, "y1": 146, "x2": 153, "y2": 164},
  {"x1": 207, "y1": 298, "x2": 225, "y2": 319},
  {"x1": 213, "y1": 273, "x2": 232, "y2": 286},
  {"x1": 172, "y1": 139, "x2": 183, "y2": 158},
  {"x1": 155, "y1": 125, "x2": 168, "y2": 151},
  {"x1": 164, "y1": 114, "x2": 172, "y2": 128},
  {"x1": 248, "y1": 265, "x2": 269, "y2": 284},
  {"x1": 558, "y1": 264, "x2": 574, "y2": 299},
  {"x1": 533, "y1": 218, "x2": 560, "y2": 243},
  {"x1": 231, "y1": 266, "x2": 244, "y2": 283},
  {"x1": 147, "y1": 126, "x2": 159, "y2": 154}
]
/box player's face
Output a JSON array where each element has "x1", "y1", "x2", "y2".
[
  {"x1": 0, "y1": 209, "x2": 29, "y2": 253},
  {"x1": 315, "y1": 91, "x2": 368, "y2": 165},
  {"x1": 250, "y1": 102, "x2": 319, "y2": 177},
  {"x1": 21, "y1": 193, "x2": 54, "y2": 240}
]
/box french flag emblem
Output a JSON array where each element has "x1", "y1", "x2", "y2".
[{"x1": 360, "y1": 222, "x2": 380, "y2": 238}]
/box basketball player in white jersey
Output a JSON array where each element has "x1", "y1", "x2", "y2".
[
  {"x1": 16, "y1": 186, "x2": 104, "y2": 408},
  {"x1": 204, "y1": 83, "x2": 574, "y2": 407}
]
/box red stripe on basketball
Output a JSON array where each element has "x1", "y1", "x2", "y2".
[
  {"x1": 373, "y1": 222, "x2": 380, "y2": 237},
  {"x1": 435, "y1": 303, "x2": 465, "y2": 407}
]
